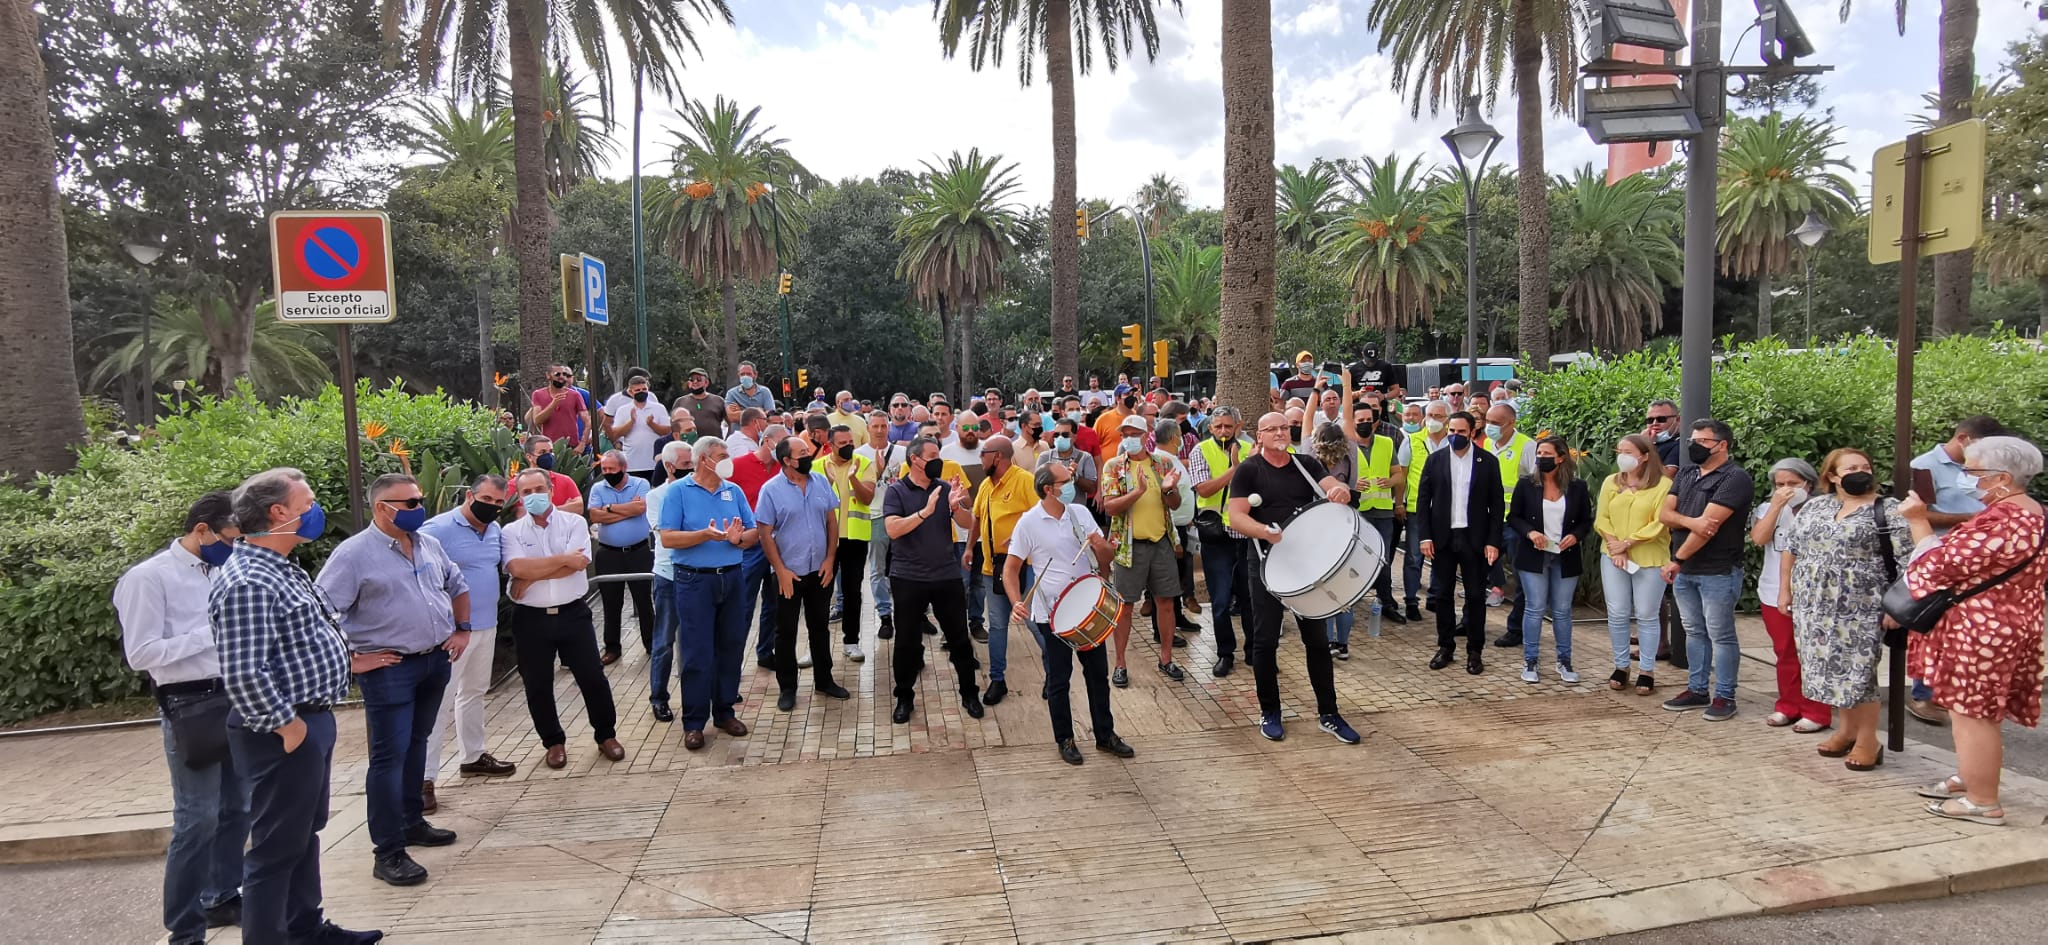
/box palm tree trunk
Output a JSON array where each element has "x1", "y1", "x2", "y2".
[
  {"x1": 506, "y1": 1, "x2": 555, "y2": 398},
  {"x1": 1756, "y1": 270, "x2": 1773, "y2": 338},
  {"x1": 962, "y1": 303, "x2": 979, "y2": 404},
  {"x1": 0, "y1": 0, "x2": 85, "y2": 479},
  {"x1": 1932, "y1": 0, "x2": 1979, "y2": 337},
  {"x1": 1046, "y1": 0, "x2": 1080, "y2": 384},
  {"x1": 476, "y1": 265, "x2": 495, "y2": 408},
  {"x1": 938, "y1": 297, "x2": 956, "y2": 402},
  {"x1": 2036, "y1": 274, "x2": 2048, "y2": 339},
  {"x1": 219, "y1": 285, "x2": 259, "y2": 385},
  {"x1": 720, "y1": 270, "x2": 739, "y2": 383},
  {"x1": 1218, "y1": 0, "x2": 1277, "y2": 418},
  {"x1": 1511, "y1": 8, "x2": 1553, "y2": 369}
]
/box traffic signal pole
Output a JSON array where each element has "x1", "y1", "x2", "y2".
[{"x1": 770, "y1": 192, "x2": 793, "y2": 392}]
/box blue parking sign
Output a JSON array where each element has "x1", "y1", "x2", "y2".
[{"x1": 580, "y1": 254, "x2": 608, "y2": 325}]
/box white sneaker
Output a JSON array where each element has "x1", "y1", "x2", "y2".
[
  {"x1": 798, "y1": 653, "x2": 814, "y2": 669},
  {"x1": 1520, "y1": 662, "x2": 1538, "y2": 684},
  {"x1": 845, "y1": 644, "x2": 865, "y2": 663},
  {"x1": 1558, "y1": 662, "x2": 1580, "y2": 684},
  {"x1": 1486, "y1": 587, "x2": 1506, "y2": 608}
]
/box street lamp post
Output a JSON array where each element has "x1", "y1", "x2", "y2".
[
  {"x1": 123, "y1": 240, "x2": 164, "y2": 422},
  {"x1": 1789, "y1": 211, "x2": 1832, "y2": 341},
  {"x1": 1441, "y1": 96, "x2": 1502, "y2": 387}
]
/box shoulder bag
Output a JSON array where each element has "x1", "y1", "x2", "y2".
[{"x1": 1880, "y1": 511, "x2": 2048, "y2": 634}]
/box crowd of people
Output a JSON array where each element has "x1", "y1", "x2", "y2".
[{"x1": 110, "y1": 353, "x2": 2048, "y2": 944}]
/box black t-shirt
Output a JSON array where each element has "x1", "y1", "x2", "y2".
[
  {"x1": 880, "y1": 476, "x2": 959, "y2": 582},
  {"x1": 1654, "y1": 434, "x2": 1681, "y2": 470},
  {"x1": 1348, "y1": 357, "x2": 1398, "y2": 391},
  {"x1": 1231, "y1": 452, "x2": 1332, "y2": 531},
  {"x1": 1670, "y1": 461, "x2": 1755, "y2": 575}
]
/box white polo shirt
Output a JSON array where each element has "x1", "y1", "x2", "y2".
[
  {"x1": 501, "y1": 508, "x2": 591, "y2": 608},
  {"x1": 1005, "y1": 501, "x2": 1104, "y2": 624},
  {"x1": 602, "y1": 392, "x2": 668, "y2": 472}
]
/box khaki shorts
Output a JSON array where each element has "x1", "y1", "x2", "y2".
[{"x1": 1113, "y1": 537, "x2": 1182, "y2": 601}]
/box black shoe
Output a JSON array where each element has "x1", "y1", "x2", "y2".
[
  {"x1": 1213, "y1": 654, "x2": 1235, "y2": 677},
  {"x1": 1333, "y1": 644, "x2": 1350, "y2": 661},
  {"x1": 1428, "y1": 647, "x2": 1454, "y2": 670},
  {"x1": 403, "y1": 821, "x2": 457, "y2": 847},
  {"x1": 1466, "y1": 653, "x2": 1484, "y2": 675},
  {"x1": 776, "y1": 690, "x2": 797, "y2": 712},
  {"x1": 315, "y1": 922, "x2": 384, "y2": 945},
  {"x1": 892, "y1": 699, "x2": 913, "y2": 724},
  {"x1": 203, "y1": 896, "x2": 241, "y2": 928},
  {"x1": 1112, "y1": 666, "x2": 1130, "y2": 688},
  {"x1": 983, "y1": 679, "x2": 1008, "y2": 705},
  {"x1": 970, "y1": 619, "x2": 989, "y2": 643},
  {"x1": 651, "y1": 703, "x2": 674, "y2": 723},
  {"x1": 1492, "y1": 631, "x2": 1522, "y2": 649},
  {"x1": 1158, "y1": 661, "x2": 1185, "y2": 681},
  {"x1": 1058, "y1": 739, "x2": 1084, "y2": 765},
  {"x1": 1096, "y1": 735, "x2": 1136, "y2": 758},
  {"x1": 816, "y1": 682, "x2": 850, "y2": 700},
  {"x1": 372, "y1": 852, "x2": 428, "y2": 886},
  {"x1": 878, "y1": 615, "x2": 895, "y2": 640},
  {"x1": 1382, "y1": 606, "x2": 1408, "y2": 625},
  {"x1": 1177, "y1": 614, "x2": 1201, "y2": 633},
  {"x1": 962, "y1": 693, "x2": 985, "y2": 719},
  {"x1": 1406, "y1": 602, "x2": 1423, "y2": 621}
]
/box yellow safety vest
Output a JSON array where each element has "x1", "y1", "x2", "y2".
[
  {"x1": 1406, "y1": 433, "x2": 1446, "y2": 513},
  {"x1": 1494, "y1": 431, "x2": 1534, "y2": 502},
  {"x1": 823, "y1": 454, "x2": 874, "y2": 541},
  {"x1": 1194, "y1": 435, "x2": 1252, "y2": 528},
  {"x1": 1358, "y1": 435, "x2": 1395, "y2": 512}
]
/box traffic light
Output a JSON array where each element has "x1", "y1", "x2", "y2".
[
  {"x1": 1119, "y1": 323, "x2": 1142, "y2": 361},
  {"x1": 1152, "y1": 339, "x2": 1170, "y2": 380},
  {"x1": 1075, "y1": 208, "x2": 1090, "y2": 240},
  {"x1": 797, "y1": 368, "x2": 808, "y2": 388},
  {"x1": 777, "y1": 272, "x2": 794, "y2": 295}
]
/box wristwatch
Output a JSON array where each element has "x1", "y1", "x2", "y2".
[
  {"x1": 1671, "y1": 556, "x2": 1688, "y2": 565},
  {"x1": 455, "y1": 621, "x2": 473, "y2": 633}
]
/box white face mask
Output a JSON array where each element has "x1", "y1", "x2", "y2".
[
  {"x1": 1425, "y1": 418, "x2": 1446, "y2": 434},
  {"x1": 1615, "y1": 453, "x2": 1640, "y2": 473},
  {"x1": 714, "y1": 457, "x2": 735, "y2": 480}
]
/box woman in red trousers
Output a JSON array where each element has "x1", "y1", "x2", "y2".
[{"x1": 1751, "y1": 457, "x2": 1831, "y2": 732}]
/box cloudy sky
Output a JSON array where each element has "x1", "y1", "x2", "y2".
[{"x1": 597, "y1": 0, "x2": 2043, "y2": 207}]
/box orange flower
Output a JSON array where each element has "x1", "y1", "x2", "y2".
[
  {"x1": 363, "y1": 421, "x2": 388, "y2": 440},
  {"x1": 388, "y1": 438, "x2": 411, "y2": 459},
  {"x1": 1364, "y1": 220, "x2": 1389, "y2": 239},
  {"x1": 1538, "y1": 429, "x2": 1553, "y2": 438},
  {"x1": 1405, "y1": 225, "x2": 1425, "y2": 243},
  {"x1": 493, "y1": 372, "x2": 509, "y2": 391},
  {"x1": 508, "y1": 459, "x2": 522, "y2": 475},
  {"x1": 684, "y1": 180, "x2": 715, "y2": 200}
]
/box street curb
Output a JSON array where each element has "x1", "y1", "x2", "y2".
[{"x1": 0, "y1": 813, "x2": 170, "y2": 865}]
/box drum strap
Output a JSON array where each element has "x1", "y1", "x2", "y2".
[
  {"x1": 1250, "y1": 457, "x2": 1332, "y2": 567},
  {"x1": 1020, "y1": 506, "x2": 1096, "y2": 620}
]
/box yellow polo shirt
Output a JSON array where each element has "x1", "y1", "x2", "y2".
[{"x1": 974, "y1": 463, "x2": 1039, "y2": 574}]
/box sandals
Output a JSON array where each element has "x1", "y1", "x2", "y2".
[
  {"x1": 1926, "y1": 797, "x2": 2006, "y2": 826},
  {"x1": 1633, "y1": 673, "x2": 1655, "y2": 696},
  {"x1": 1844, "y1": 746, "x2": 1884, "y2": 771},
  {"x1": 1792, "y1": 719, "x2": 1831, "y2": 734},
  {"x1": 1816, "y1": 736, "x2": 1854, "y2": 759},
  {"x1": 1608, "y1": 669, "x2": 1630, "y2": 691},
  {"x1": 1764, "y1": 711, "x2": 1796, "y2": 727},
  {"x1": 1916, "y1": 776, "x2": 1967, "y2": 800}
]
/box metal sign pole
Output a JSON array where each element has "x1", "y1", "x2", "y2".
[
  {"x1": 337, "y1": 324, "x2": 364, "y2": 532},
  {"x1": 1886, "y1": 132, "x2": 1924, "y2": 755}
]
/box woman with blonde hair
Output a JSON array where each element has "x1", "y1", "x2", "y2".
[{"x1": 1593, "y1": 433, "x2": 1670, "y2": 694}]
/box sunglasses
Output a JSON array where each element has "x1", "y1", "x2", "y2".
[
  {"x1": 960, "y1": 423, "x2": 985, "y2": 432},
  {"x1": 379, "y1": 497, "x2": 425, "y2": 509},
  {"x1": 1647, "y1": 415, "x2": 1677, "y2": 423}
]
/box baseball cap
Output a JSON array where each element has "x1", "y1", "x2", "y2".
[
  {"x1": 687, "y1": 367, "x2": 709, "y2": 378},
  {"x1": 1119, "y1": 414, "x2": 1148, "y2": 432}
]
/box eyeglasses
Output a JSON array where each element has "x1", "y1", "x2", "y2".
[{"x1": 379, "y1": 497, "x2": 425, "y2": 509}]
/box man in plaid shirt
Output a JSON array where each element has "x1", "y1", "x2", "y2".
[{"x1": 209, "y1": 468, "x2": 379, "y2": 945}]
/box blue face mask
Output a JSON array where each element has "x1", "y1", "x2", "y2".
[
  {"x1": 535, "y1": 452, "x2": 556, "y2": 470},
  {"x1": 841, "y1": 400, "x2": 857, "y2": 412},
  {"x1": 1484, "y1": 423, "x2": 1503, "y2": 441},
  {"x1": 392, "y1": 506, "x2": 427, "y2": 533},
  {"x1": 1449, "y1": 434, "x2": 1472, "y2": 452},
  {"x1": 1402, "y1": 421, "x2": 1422, "y2": 434},
  {"x1": 521, "y1": 493, "x2": 553, "y2": 517},
  {"x1": 1059, "y1": 482, "x2": 1077, "y2": 504},
  {"x1": 1041, "y1": 414, "x2": 1056, "y2": 432},
  {"x1": 1054, "y1": 435, "x2": 1073, "y2": 451},
  {"x1": 291, "y1": 501, "x2": 326, "y2": 540},
  {"x1": 1122, "y1": 436, "x2": 1144, "y2": 454},
  {"x1": 198, "y1": 539, "x2": 235, "y2": 567},
  {"x1": 739, "y1": 375, "x2": 757, "y2": 390}
]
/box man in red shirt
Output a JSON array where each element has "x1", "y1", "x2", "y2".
[
  {"x1": 529, "y1": 364, "x2": 591, "y2": 450},
  {"x1": 1061, "y1": 395, "x2": 1100, "y2": 457},
  {"x1": 727, "y1": 425, "x2": 788, "y2": 665},
  {"x1": 520, "y1": 435, "x2": 585, "y2": 515}
]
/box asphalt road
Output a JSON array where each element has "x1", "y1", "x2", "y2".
[
  {"x1": 0, "y1": 856, "x2": 161, "y2": 944},
  {"x1": 1593, "y1": 883, "x2": 2048, "y2": 944}
]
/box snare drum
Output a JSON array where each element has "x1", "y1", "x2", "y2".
[
  {"x1": 1260, "y1": 502, "x2": 1388, "y2": 619},
  {"x1": 1049, "y1": 574, "x2": 1122, "y2": 651}
]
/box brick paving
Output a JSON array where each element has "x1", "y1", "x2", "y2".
[{"x1": 4, "y1": 579, "x2": 2043, "y2": 943}]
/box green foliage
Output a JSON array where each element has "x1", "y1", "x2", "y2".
[
  {"x1": 0, "y1": 384, "x2": 505, "y2": 722},
  {"x1": 1551, "y1": 166, "x2": 1682, "y2": 353},
  {"x1": 1321, "y1": 154, "x2": 1460, "y2": 331}
]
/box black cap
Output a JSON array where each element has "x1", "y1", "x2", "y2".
[{"x1": 687, "y1": 367, "x2": 709, "y2": 378}]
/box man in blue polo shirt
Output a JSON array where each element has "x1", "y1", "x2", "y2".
[
  {"x1": 755, "y1": 435, "x2": 849, "y2": 711},
  {"x1": 417, "y1": 475, "x2": 517, "y2": 813},
  {"x1": 588, "y1": 451, "x2": 653, "y2": 664},
  {"x1": 656, "y1": 436, "x2": 759, "y2": 751}
]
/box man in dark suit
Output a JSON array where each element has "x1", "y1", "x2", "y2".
[{"x1": 1415, "y1": 411, "x2": 1503, "y2": 674}]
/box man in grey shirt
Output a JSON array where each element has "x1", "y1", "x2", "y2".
[
  {"x1": 724, "y1": 359, "x2": 777, "y2": 412},
  {"x1": 315, "y1": 474, "x2": 472, "y2": 889}
]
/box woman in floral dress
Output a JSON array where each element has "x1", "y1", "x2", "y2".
[
  {"x1": 1900, "y1": 436, "x2": 2048, "y2": 827},
  {"x1": 1779, "y1": 448, "x2": 1912, "y2": 771}
]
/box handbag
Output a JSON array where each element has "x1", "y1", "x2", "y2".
[
  {"x1": 158, "y1": 687, "x2": 233, "y2": 769},
  {"x1": 1880, "y1": 514, "x2": 2048, "y2": 634},
  {"x1": 1871, "y1": 501, "x2": 1906, "y2": 648},
  {"x1": 1193, "y1": 508, "x2": 1228, "y2": 542}
]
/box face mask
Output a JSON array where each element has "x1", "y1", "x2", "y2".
[
  {"x1": 535, "y1": 452, "x2": 556, "y2": 470},
  {"x1": 1449, "y1": 434, "x2": 1471, "y2": 452},
  {"x1": 1425, "y1": 419, "x2": 1446, "y2": 434},
  {"x1": 923, "y1": 458, "x2": 945, "y2": 480},
  {"x1": 632, "y1": 390, "x2": 648, "y2": 403},
  {"x1": 603, "y1": 470, "x2": 626, "y2": 487},
  {"x1": 1536, "y1": 456, "x2": 1558, "y2": 474},
  {"x1": 1615, "y1": 453, "x2": 1640, "y2": 473},
  {"x1": 714, "y1": 457, "x2": 735, "y2": 479},
  {"x1": 1656, "y1": 429, "x2": 1675, "y2": 443},
  {"x1": 551, "y1": 378, "x2": 566, "y2": 389},
  {"x1": 1006, "y1": 422, "x2": 1019, "y2": 436},
  {"x1": 1839, "y1": 471, "x2": 1877, "y2": 496},
  {"x1": 1058, "y1": 482, "x2": 1077, "y2": 504},
  {"x1": 521, "y1": 493, "x2": 553, "y2": 516},
  {"x1": 836, "y1": 444, "x2": 855, "y2": 461},
  {"x1": 1484, "y1": 423, "x2": 1503, "y2": 441},
  {"x1": 1785, "y1": 487, "x2": 1811, "y2": 508},
  {"x1": 682, "y1": 432, "x2": 699, "y2": 444},
  {"x1": 841, "y1": 400, "x2": 857, "y2": 412},
  {"x1": 794, "y1": 457, "x2": 814, "y2": 475},
  {"x1": 393, "y1": 506, "x2": 427, "y2": 532},
  {"x1": 1298, "y1": 363, "x2": 1313, "y2": 375},
  {"x1": 263, "y1": 500, "x2": 328, "y2": 541},
  {"x1": 1402, "y1": 421, "x2": 1422, "y2": 434},
  {"x1": 1355, "y1": 424, "x2": 1373, "y2": 439},
  {"x1": 469, "y1": 500, "x2": 503, "y2": 523},
  {"x1": 1122, "y1": 436, "x2": 1144, "y2": 454},
  {"x1": 739, "y1": 375, "x2": 757, "y2": 390},
  {"x1": 198, "y1": 539, "x2": 235, "y2": 567},
  {"x1": 1054, "y1": 435, "x2": 1073, "y2": 451},
  {"x1": 1687, "y1": 441, "x2": 1714, "y2": 464}
]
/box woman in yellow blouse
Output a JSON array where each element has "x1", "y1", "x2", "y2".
[{"x1": 1594, "y1": 433, "x2": 1673, "y2": 695}]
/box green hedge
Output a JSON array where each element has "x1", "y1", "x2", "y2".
[{"x1": 0, "y1": 382, "x2": 507, "y2": 723}]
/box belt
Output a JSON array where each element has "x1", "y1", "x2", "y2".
[
  {"x1": 293, "y1": 703, "x2": 332, "y2": 715},
  {"x1": 598, "y1": 539, "x2": 651, "y2": 551},
  {"x1": 515, "y1": 600, "x2": 588, "y2": 616},
  {"x1": 678, "y1": 563, "x2": 740, "y2": 575},
  {"x1": 153, "y1": 678, "x2": 223, "y2": 698}
]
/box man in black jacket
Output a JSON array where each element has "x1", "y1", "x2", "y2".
[{"x1": 1415, "y1": 411, "x2": 1503, "y2": 674}]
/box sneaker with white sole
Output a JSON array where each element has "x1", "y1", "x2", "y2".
[
  {"x1": 845, "y1": 644, "x2": 865, "y2": 663},
  {"x1": 798, "y1": 653, "x2": 814, "y2": 669},
  {"x1": 1318, "y1": 714, "x2": 1361, "y2": 745},
  {"x1": 1558, "y1": 661, "x2": 1580, "y2": 684},
  {"x1": 1485, "y1": 587, "x2": 1506, "y2": 608},
  {"x1": 1520, "y1": 662, "x2": 1539, "y2": 684}
]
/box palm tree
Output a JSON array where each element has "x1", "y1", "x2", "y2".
[
  {"x1": 1978, "y1": 35, "x2": 2048, "y2": 336},
  {"x1": 1218, "y1": 0, "x2": 1277, "y2": 417},
  {"x1": 1275, "y1": 161, "x2": 1344, "y2": 251},
  {"x1": 538, "y1": 60, "x2": 619, "y2": 198},
  {"x1": 398, "y1": 0, "x2": 732, "y2": 400},
  {"x1": 1135, "y1": 173, "x2": 1188, "y2": 236},
  {"x1": 932, "y1": 0, "x2": 1183, "y2": 385},
  {"x1": 1554, "y1": 166, "x2": 1682, "y2": 352},
  {"x1": 2, "y1": 1, "x2": 87, "y2": 479},
  {"x1": 1152, "y1": 239, "x2": 1221, "y2": 364},
  {"x1": 1715, "y1": 113, "x2": 1857, "y2": 338},
  {"x1": 649, "y1": 96, "x2": 809, "y2": 383},
  {"x1": 1365, "y1": 0, "x2": 1580, "y2": 368},
  {"x1": 895, "y1": 148, "x2": 1027, "y2": 402},
  {"x1": 1319, "y1": 155, "x2": 1461, "y2": 356},
  {"x1": 90, "y1": 296, "x2": 332, "y2": 398},
  {"x1": 410, "y1": 99, "x2": 514, "y2": 405}
]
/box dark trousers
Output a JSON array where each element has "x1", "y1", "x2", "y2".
[
  {"x1": 1202, "y1": 535, "x2": 1250, "y2": 661},
  {"x1": 1174, "y1": 525, "x2": 1197, "y2": 611},
  {"x1": 1246, "y1": 563, "x2": 1339, "y2": 718},
  {"x1": 835, "y1": 538, "x2": 868, "y2": 644},
  {"x1": 157, "y1": 687, "x2": 249, "y2": 945},
  {"x1": 228, "y1": 707, "x2": 336, "y2": 944},
  {"x1": 741, "y1": 546, "x2": 781, "y2": 663},
  {"x1": 675, "y1": 566, "x2": 748, "y2": 731},
  {"x1": 889, "y1": 576, "x2": 982, "y2": 702},
  {"x1": 511, "y1": 600, "x2": 618, "y2": 747},
  {"x1": 1431, "y1": 528, "x2": 1491, "y2": 652},
  {"x1": 1365, "y1": 514, "x2": 1397, "y2": 605},
  {"x1": 1037, "y1": 623, "x2": 1116, "y2": 745},
  {"x1": 594, "y1": 540, "x2": 654, "y2": 655},
  {"x1": 356, "y1": 648, "x2": 450, "y2": 859},
  {"x1": 776, "y1": 570, "x2": 837, "y2": 693}
]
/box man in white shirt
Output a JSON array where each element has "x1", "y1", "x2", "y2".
[
  {"x1": 644, "y1": 441, "x2": 693, "y2": 722},
  {"x1": 114, "y1": 492, "x2": 249, "y2": 944},
  {"x1": 1004, "y1": 463, "x2": 1133, "y2": 766},
  {"x1": 602, "y1": 370, "x2": 670, "y2": 480},
  {"x1": 939, "y1": 414, "x2": 990, "y2": 636},
  {"x1": 502, "y1": 469, "x2": 625, "y2": 770},
  {"x1": 1415, "y1": 411, "x2": 1504, "y2": 674},
  {"x1": 858, "y1": 413, "x2": 911, "y2": 639}
]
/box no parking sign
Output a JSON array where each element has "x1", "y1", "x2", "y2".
[{"x1": 268, "y1": 210, "x2": 397, "y2": 323}]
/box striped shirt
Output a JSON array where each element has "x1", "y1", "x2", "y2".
[{"x1": 207, "y1": 542, "x2": 351, "y2": 733}]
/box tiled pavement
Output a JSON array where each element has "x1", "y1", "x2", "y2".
[{"x1": 4, "y1": 581, "x2": 2043, "y2": 943}]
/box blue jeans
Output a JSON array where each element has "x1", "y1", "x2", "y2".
[
  {"x1": 649, "y1": 573, "x2": 680, "y2": 708},
  {"x1": 1672, "y1": 569, "x2": 1744, "y2": 700},
  {"x1": 1202, "y1": 535, "x2": 1249, "y2": 661},
  {"x1": 957, "y1": 541, "x2": 986, "y2": 624},
  {"x1": 985, "y1": 562, "x2": 1032, "y2": 681},
  {"x1": 159, "y1": 695, "x2": 250, "y2": 945},
  {"x1": 229, "y1": 707, "x2": 337, "y2": 944},
  {"x1": 869, "y1": 524, "x2": 894, "y2": 617},
  {"x1": 355, "y1": 648, "x2": 451, "y2": 858},
  {"x1": 675, "y1": 566, "x2": 749, "y2": 730},
  {"x1": 1327, "y1": 610, "x2": 1357, "y2": 646},
  {"x1": 1519, "y1": 558, "x2": 1578, "y2": 666},
  {"x1": 741, "y1": 545, "x2": 780, "y2": 663},
  {"x1": 1600, "y1": 557, "x2": 1663, "y2": 673},
  {"x1": 1912, "y1": 678, "x2": 1933, "y2": 701}
]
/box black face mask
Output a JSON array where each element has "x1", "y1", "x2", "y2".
[
  {"x1": 1839, "y1": 471, "x2": 1877, "y2": 496},
  {"x1": 603, "y1": 471, "x2": 626, "y2": 487},
  {"x1": 1355, "y1": 423, "x2": 1373, "y2": 439},
  {"x1": 1536, "y1": 456, "x2": 1558, "y2": 474},
  {"x1": 632, "y1": 390, "x2": 648, "y2": 403},
  {"x1": 550, "y1": 378, "x2": 566, "y2": 388},
  {"x1": 793, "y1": 457, "x2": 814, "y2": 475},
  {"x1": 1448, "y1": 433, "x2": 1471, "y2": 452},
  {"x1": 836, "y1": 444, "x2": 855, "y2": 461},
  {"x1": 536, "y1": 453, "x2": 556, "y2": 470},
  {"x1": 1687, "y1": 441, "x2": 1715, "y2": 464},
  {"x1": 469, "y1": 500, "x2": 503, "y2": 522},
  {"x1": 923, "y1": 458, "x2": 945, "y2": 480}
]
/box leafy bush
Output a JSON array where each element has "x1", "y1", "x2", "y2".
[{"x1": 0, "y1": 381, "x2": 505, "y2": 722}]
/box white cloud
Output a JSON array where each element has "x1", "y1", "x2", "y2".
[{"x1": 1281, "y1": 0, "x2": 1345, "y2": 37}]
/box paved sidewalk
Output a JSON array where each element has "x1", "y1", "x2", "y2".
[{"x1": 4, "y1": 591, "x2": 2043, "y2": 943}]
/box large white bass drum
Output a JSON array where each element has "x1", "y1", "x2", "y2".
[{"x1": 1260, "y1": 501, "x2": 1387, "y2": 619}]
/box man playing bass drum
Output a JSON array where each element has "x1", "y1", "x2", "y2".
[{"x1": 1227, "y1": 412, "x2": 1362, "y2": 746}]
